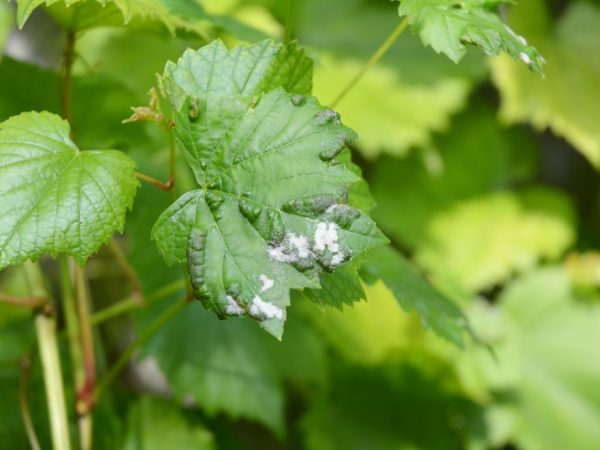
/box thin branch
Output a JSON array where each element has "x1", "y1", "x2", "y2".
[
  {"x1": 107, "y1": 239, "x2": 143, "y2": 301},
  {"x1": 74, "y1": 263, "x2": 95, "y2": 449},
  {"x1": 135, "y1": 171, "x2": 174, "y2": 191},
  {"x1": 330, "y1": 17, "x2": 409, "y2": 107},
  {"x1": 94, "y1": 297, "x2": 188, "y2": 403},
  {"x1": 19, "y1": 356, "x2": 42, "y2": 450},
  {"x1": 61, "y1": 31, "x2": 76, "y2": 126},
  {"x1": 90, "y1": 278, "x2": 186, "y2": 326},
  {"x1": 0, "y1": 292, "x2": 47, "y2": 309},
  {"x1": 284, "y1": 0, "x2": 297, "y2": 44}
]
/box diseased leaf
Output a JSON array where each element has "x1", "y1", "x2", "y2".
[
  {"x1": 0, "y1": 112, "x2": 139, "y2": 268},
  {"x1": 396, "y1": 0, "x2": 545, "y2": 73},
  {"x1": 360, "y1": 246, "x2": 468, "y2": 346},
  {"x1": 491, "y1": 0, "x2": 600, "y2": 167},
  {"x1": 153, "y1": 40, "x2": 387, "y2": 338},
  {"x1": 304, "y1": 267, "x2": 366, "y2": 310}
]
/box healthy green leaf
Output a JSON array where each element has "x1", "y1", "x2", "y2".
[
  {"x1": 124, "y1": 397, "x2": 215, "y2": 450},
  {"x1": 0, "y1": 112, "x2": 139, "y2": 268},
  {"x1": 141, "y1": 302, "x2": 327, "y2": 433},
  {"x1": 416, "y1": 190, "x2": 576, "y2": 293},
  {"x1": 396, "y1": 0, "x2": 545, "y2": 74},
  {"x1": 360, "y1": 246, "x2": 468, "y2": 346},
  {"x1": 491, "y1": 0, "x2": 600, "y2": 168},
  {"x1": 153, "y1": 40, "x2": 387, "y2": 338},
  {"x1": 370, "y1": 101, "x2": 538, "y2": 248},
  {"x1": 313, "y1": 54, "x2": 471, "y2": 158},
  {"x1": 454, "y1": 268, "x2": 600, "y2": 449},
  {"x1": 16, "y1": 0, "x2": 207, "y2": 34}
]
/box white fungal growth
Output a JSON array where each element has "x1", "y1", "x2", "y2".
[
  {"x1": 268, "y1": 232, "x2": 312, "y2": 263},
  {"x1": 330, "y1": 251, "x2": 346, "y2": 267},
  {"x1": 259, "y1": 274, "x2": 274, "y2": 292},
  {"x1": 517, "y1": 35, "x2": 527, "y2": 46},
  {"x1": 288, "y1": 233, "x2": 311, "y2": 258},
  {"x1": 314, "y1": 222, "x2": 339, "y2": 253},
  {"x1": 225, "y1": 295, "x2": 244, "y2": 316},
  {"x1": 249, "y1": 296, "x2": 284, "y2": 320},
  {"x1": 519, "y1": 52, "x2": 532, "y2": 65}
]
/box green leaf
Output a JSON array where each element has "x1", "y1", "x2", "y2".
[
  {"x1": 313, "y1": 54, "x2": 471, "y2": 158},
  {"x1": 396, "y1": 0, "x2": 545, "y2": 74},
  {"x1": 0, "y1": 112, "x2": 139, "y2": 268},
  {"x1": 457, "y1": 268, "x2": 600, "y2": 449},
  {"x1": 360, "y1": 246, "x2": 468, "y2": 346},
  {"x1": 416, "y1": 190, "x2": 576, "y2": 293},
  {"x1": 304, "y1": 266, "x2": 366, "y2": 310},
  {"x1": 140, "y1": 302, "x2": 327, "y2": 433},
  {"x1": 16, "y1": 0, "x2": 208, "y2": 34},
  {"x1": 301, "y1": 362, "x2": 479, "y2": 450},
  {"x1": 124, "y1": 397, "x2": 215, "y2": 450},
  {"x1": 370, "y1": 101, "x2": 538, "y2": 248},
  {"x1": 490, "y1": 0, "x2": 600, "y2": 168},
  {"x1": 153, "y1": 40, "x2": 387, "y2": 338}
]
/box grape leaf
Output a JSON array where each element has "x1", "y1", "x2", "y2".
[
  {"x1": 453, "y1": 268, "x2": 600, "y2": 449},
  {"x1": 0, "y1": 112, "x2": 139, "y2": 268},
  {"x1": 124, "y1": 397, "x2": 215, "y2": 450},
  {"x1": 360, "y1": 246, "x2": 468, "y2": 346},
  {"x1": 16, "y1": 0, "x2": 207, "y2": 34},
  {"x1": 140, "y1": 302, "x2": 327, "y2": 433},
  {"x1": 395, "y1": 0, "x2": 545, "y2": 74},
  {"x1": 314, "y1": 54, "x2": 471, "y2": 158},
  {"x1": 416, "y1": 189, "x2": 576, "y2": 293},
  {"x1": 370, "y1": 101, "x2": 538, "y2": 249},
  {"x1": 490, "y1": 0, "x2": 600, "y2": 168},
  {"x1": 153, "y1": 40, "x2": 387, "y2": 338},
  {"x1": 304, "y1": 267, "x2": 366, "y2": 310}
]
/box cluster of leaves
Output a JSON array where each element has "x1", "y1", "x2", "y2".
[{"x1": 0, "y1": 0, "x2": 599, "y2": 449}]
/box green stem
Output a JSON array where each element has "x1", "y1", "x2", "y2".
[
  {"x1": 75, "y1": 264, "x2": 95, "y2": 449},
  {"x1": 107, "y1": 239, "x2": 143, "y2": 299},
  {"x1": 19, "y1": 356, "x2": 42, "y2": 450},
  {"x1": 24, "y1": 262, "x2": 72, "y2": 450},
  {"x1": 59, "y1": 257, "x2": 93, "y2": 450},
  {"x1": 61, "y1": 31, "x2": 76, "y2": 126},
  {"x1": 284, "y1": 0, "x2": 296, "y2": 44},
  {"x1": 94, "y1": 297, "x2": 188, "y2": 402},
  {"x1": 90, "y1": 278, "x2": 186, "y2": 326},
  {"x1": 330, "y1": 17, "x2": 409, "y2": 107}
]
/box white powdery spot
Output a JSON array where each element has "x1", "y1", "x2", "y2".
[
  {"x1": 517, "y1": 35, "x2": 527, "y2": 46},
  {"x1": 330, "y1": 251, "x2": 345, "y2": 267},
  {"x1": 259, "y1": 274, "x2": 274, "y2": 292},
  {"x1": 314, "y1": 222, "x2": 339, "y2": 253},
  {"x1": 519, "y1": 52, "x2": 532, "y2": 65},
  {"x1": 225, "y1": 295, "x2": 244, "y2": 316},
  {"x1": 249, "y1": 296, "x2": 284, "y2": 320},
  {"x1": 268, "y1": 245, "x2": 292, "y2": 262},
  {"x1": 287, "y1": 233, "x2": 311, "y2": 258}
]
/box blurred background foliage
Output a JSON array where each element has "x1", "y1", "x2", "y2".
[{"x1": 1, "y1": 0, "x2": 600, "y2": 449}]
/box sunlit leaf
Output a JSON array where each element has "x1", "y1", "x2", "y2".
[
  {"x1": 491, "y1": 0, "x2": 600, "y2": 167},
  {"x1": 0, "y1": 112, "x2": 138, "y2": 268}
]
